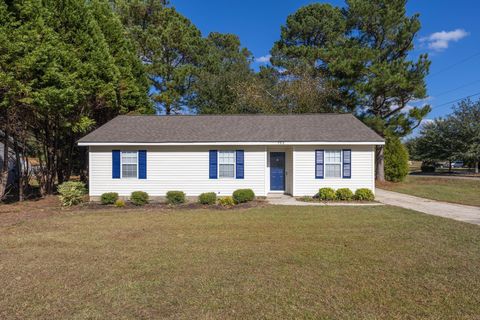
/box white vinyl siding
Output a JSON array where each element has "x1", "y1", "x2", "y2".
[
  {"x1": 218, "y1": 151, "x2": 235, "y2": 178},
  {"x1": 88, "y1": 144, "x2": 376, "y2": 199},
  {"x1": 89, "y1": 146, "x2": 266, "y2": 197},
  {"x1": 293, "y1": 145, "x2": 375, "y2": 196}
]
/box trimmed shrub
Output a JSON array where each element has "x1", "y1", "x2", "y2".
[
  {"x1": 101, "y1": 192, "x2": 119, "y2": 205},
  {"x1": 232, "y1": 189, "x2": 255, "y2": 204},
  {"x1": 218, "y1": 196, "x2": 235, "y2": 207},
  {"x1": 298, "y1": 196, "x2": 315, "y2": 202},
  {"x1": 199, "y1": 192, "x2": 216, "y2": 205},
  {"x1": 318, "y1": 188, "x2": 336, "y2": 201},
  {"x1": 421, "y1": 161, "x2": 436, "y2": 173},
  {"x1": 114, "y1": 199, "x2": 126, "y2": 207},
  {"x1": 130, "y1": 191, "x2": 149, "y2": 206},
  {"x1": 57, "y1": 181, "x2": 87, "y2": 206},
  {"x1": 335, "y1": 188, "x2": 354, "y2": 201},
  {"x1": 166, "y1": 191, "x2": 186, "y2": 205},
  {"x1": 385, "y1": 135, "x2": 409, "y2": 182},
  {"x1": 354, "y1": 188, "x2": 375, "y2": 201}
]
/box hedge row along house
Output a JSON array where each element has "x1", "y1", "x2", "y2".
[{"x1": 78, "y1": 114, "x2": 384, "y2": 200}]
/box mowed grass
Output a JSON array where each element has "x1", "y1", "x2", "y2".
[
  {"x1": 1, "y1": 206, "x2": 480, "y2": 319},
  {"x1": 378, "y1": 176, "x2": 480, "y2": 206}
]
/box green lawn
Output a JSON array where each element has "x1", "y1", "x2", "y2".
[
  {"x1": 378, "y1": 176, "x2": 480, "y2": 206},
  {"x1": 1, "y1": 205, "x2": 480, "y2": 319}
]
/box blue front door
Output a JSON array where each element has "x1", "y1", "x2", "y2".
[{"x1": 270, "y1": 152, "x2": 285, "y2": 191}]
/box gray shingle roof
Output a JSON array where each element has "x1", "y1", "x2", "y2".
[{"x1": 78, "y1": 114, "x2": 384, "y2": 144}]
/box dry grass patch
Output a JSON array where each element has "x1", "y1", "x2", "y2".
[
  {"x1": 1, "y1": 205, "x2": 480, "y2": 319},
  {"x1": 378, "y1": 176, "x2": 480, "y2": 206}
]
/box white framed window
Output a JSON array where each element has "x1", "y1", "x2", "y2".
[
  {"x1": 121, "y1": 151, "x2": 138, "y2": 178},
  {"x1": 325, "y1": 150, "x2": 341, "y2": 178},
  {"x1": 218, "y1": 150, "x2": 235, "y2": 178}
]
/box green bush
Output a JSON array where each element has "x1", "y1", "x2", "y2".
[
  {"x1": 57, "y1": 181, "x2": 87, "y2": 206},
  {"x1": 318, "y1": 188, "x2": 336, "y2": 201},
  {"x1": 130, "y1": 191, "x2": 149, "y2": 206},
  {"x1": 385, "y1": 135, "x2": 409, "y2": 182},
  {"x1": 354, "y1": 188, "x2": 375, "y2": 201},
  {"x1": 166, "y1": 191, "x2": 186, "y2": 205},
  {"x1": 335, "y1": 188, "x2": 354, "y2": 201},
  {"x1": 198, "y1": 192, "x2": 216, "y2": 205},
  {"x1": 232, "y1": 189, "x2": 255, "y2": 204},
  {"x1": 114, "y1": 199, "x2": 125, "y2": 207},
  {"x1": 218, "y1": 196, "x2": 235, "y2": 206},
  {"x1": 298, "y1": 196, "x2": 315, "y2": 202},
  {"x1": 101, "y1": 192, "x2": 119, "y2": 205}
]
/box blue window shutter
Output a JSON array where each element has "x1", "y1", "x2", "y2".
[
  {"x1": 315, "y1": 150, "x2": 324, "y2": 179},
  {"x1": 209, "y1": 150, "x2": 218, "y2": 179},
  {"x1": 236, "y1": 150, "x2": 244, "y2": 179},
  {"x1": 138, "y1": 150, "x2": 147, "y2": 179},
  {"x1": 112, "y1": 150, "x2": 120, "y2": 179},
  {"x1": 343, "y1": 149, "x2": 351, "y2": 178}
]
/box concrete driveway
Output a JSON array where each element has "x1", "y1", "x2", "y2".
[{"x1": 375, "y1": 189, "x2": 480, "y2": 225}]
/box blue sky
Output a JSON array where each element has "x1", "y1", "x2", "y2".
[{"x1": 173, "y1": 0, "x2": 480, "y2": 121}]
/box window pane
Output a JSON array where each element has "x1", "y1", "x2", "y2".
[
  {"x1": 218, "y1": 151, "x2": 235, "y2": 178},
  {"x1": 325, "y1": 164, "x2": 341, "y2": 178},
  {"x1": 121, "y1": 152, "x2": 137, "y2": 178},
  {"x1": 122, "y1": 151, "x2": 137, "y2": 164},
  {"x1": 219, "y1": 164, "x2": 234, "y2": 178},
  {"x1": 219, "y1": 151, "x2": 235, "y2": 164},
  {"x1": 325, "y1": 150, "x2": 341, "y2": 163},
  {"x1": 122, "y1": 164, "x2": 137, "y2": 178}
]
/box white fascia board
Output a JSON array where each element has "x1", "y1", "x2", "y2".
[{"x1": 78, "y1": 141, "x2": 385, "y2": 146}]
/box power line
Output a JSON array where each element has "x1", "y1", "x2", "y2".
[
  {"x1": 433, "y1": 79, "x2": 480, "y2": 98},
  {"x1": 428, "y1": 51, "x2": 480, "y2": 78},
  {"x1": 431, "y1": 91, "x2": 480, "y2": 110}
]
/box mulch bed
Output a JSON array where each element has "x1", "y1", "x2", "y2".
[{"x1": 0, "y1": 197, "x2": 268, "y2": 228}]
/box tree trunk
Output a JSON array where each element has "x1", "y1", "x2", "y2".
[
  {"x1": 375, "y1": 145, "x2": 385, "y2": 181},
  {"x1": 475, "y1": 161, "x2": 479, "y2": 174},
  {"x1": 79, "y1": 146, "x2": 88, "y2": 183},
  {"x1": 14, "y1": 139, "x2": 23, "y2": 201},
  {"x1": 0, "y1": 124, "x2": 10, "y2": 200},
  {"x1": 449, "y1": 160, "x2": 452, "y2": 173}
]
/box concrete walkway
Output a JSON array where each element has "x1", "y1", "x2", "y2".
[{"x1": 375, "y1": 189, "x2": 480, "y2": 225}]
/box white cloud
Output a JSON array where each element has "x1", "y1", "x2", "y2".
[
  {"x1": 410, "y1": 96, "x2": 433, "y2": 103},
  {"x1": 255, "y1": 54, "x2": 271, "y2": 63},
  {"x1": 420, "y1": 29, "x2": 469, "y2": 51},
  {"x1": 420, "y1": 118, "x2": 434, "y2": 126}
]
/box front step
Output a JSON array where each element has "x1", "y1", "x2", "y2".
[{"x1": 267, "y1": 193, "x2": 290, "y2": 199}]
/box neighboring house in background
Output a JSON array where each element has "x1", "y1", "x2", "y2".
[{"x1": 78, "y1": 114, "x2": 384, "y2": 200}]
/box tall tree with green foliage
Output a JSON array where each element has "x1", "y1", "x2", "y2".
[
  {"x1": 449, "y1": 99, "x2": 480, "y2": 173},
  {"x1": 270, "y1": 3, "x2": 349, "y2": 112},
  {"x1": 0, "y1": 0, "x2": 152, "y2": 197},
  {"x1": 231, "y1": 65, "x2": 339, "y2": 114},
  {"x1": 346, "y1": 0, "x2": 430, "y2": 181},
  {"x1": 189, "y1": 32, "x2": 254, "y2": 114},
  {"x1": 118, "y1": 1, "x2": 203, "y2": 114},
  {"x1": 408, "y1": 99, "x2": 480, "y2": 173},
  {"x1": 384, "y1": 135, "x2": 409, "y2": 182},
  {"x1": 270, "y1": 0, "x2": 431, "y2": 181},
  {"x1": 89, "y1": 0, "x2": 153, "y2": 121},
  {"x1": 411, "y1": 119, "x2": 461, "y2": 170}
]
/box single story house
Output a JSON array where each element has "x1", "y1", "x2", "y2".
[{"x1": 78, "y1": 114, "x2": 384, "y2": 200}]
